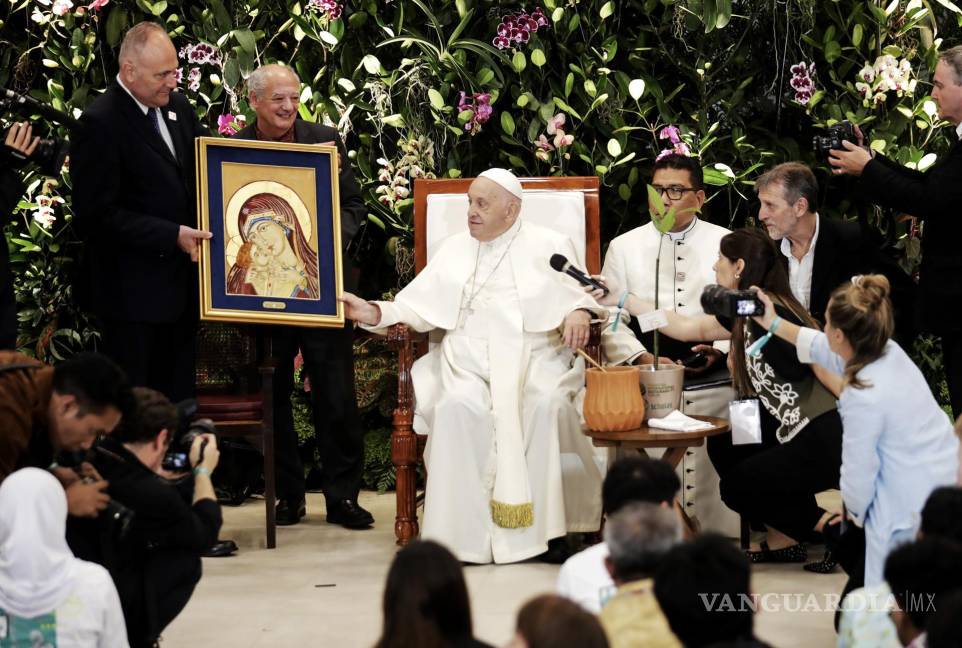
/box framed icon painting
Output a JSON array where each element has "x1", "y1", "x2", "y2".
[{"x1": 195, "y1": 136, "x2": 345, "y2": 327}]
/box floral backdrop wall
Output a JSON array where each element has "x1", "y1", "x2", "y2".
[{"x1": 3, "y1": 0, "x2": 960, "y2": 464}]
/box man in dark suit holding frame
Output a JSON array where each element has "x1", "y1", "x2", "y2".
[
  {"x1": 71, "y1": 21, "x2": 210, "y2": 403},
  {"x1": 233, "y1": 63, "x2": 372, "y2": 529},
  {"x1": 831, "y1": 45, "x2": 962, "y2": 418}
]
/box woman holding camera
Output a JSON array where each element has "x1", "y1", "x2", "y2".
[
  {"x1": 591, "y1": 228, "x2": 843, "y2": 563},
  {"x1": 750, "y1": 274, "x2": 959, "y2": 586}
]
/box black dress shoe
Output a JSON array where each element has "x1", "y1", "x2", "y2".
[
  {"x1": 203, "y1": 539, "x2": 238, "y2": 557},
  {"x1": 537, "y1": 537, "x2": 572, "y2": 564},
  {"x1": 326, "y1": 499, "x2": 374, "y2": 528},
  {"x1": 276, "y1": 498, "x2": 307, "y2": 526}
]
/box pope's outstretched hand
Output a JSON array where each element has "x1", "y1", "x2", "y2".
[{"x1": 339, "y1": 292, "x2": 381, "y2": 326}]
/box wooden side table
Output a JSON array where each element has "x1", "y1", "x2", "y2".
[{"x1": 585, "y1": 416, "x2": 730, "y2": 536}]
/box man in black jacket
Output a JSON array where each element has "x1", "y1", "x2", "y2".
[
  {"x1": 70, "y1": 21, "x2": 211, "y2": 402},
  {"x1": 756, "y1": 162, "x2": 916, "y2": 345},
  {"x1": 68, "y1": 387, "x2": 222, "y2": 648},
  {"x1": 232, "y1": 63, "x2": 372, "y2": 528},
  {"x1": 1, "y1": 122, "x2": 40, "y2": 349},
  {"x1": 831, "y1": 45, "x2": 962, "y2": 417}
]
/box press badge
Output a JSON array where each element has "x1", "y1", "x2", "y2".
[
  {"x1": 729, "y1": 399, "x2": 762, "y2": 445},
  {"x1": 638, "y1": 309, "x2": 669, "y2": 333}
]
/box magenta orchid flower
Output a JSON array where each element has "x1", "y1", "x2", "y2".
[
  {"x1": 658, "y1": 125, "x2": 681, "y2": 144},
  {"x1": 217, "y1": 114, "x2": 246, "y2": 136}
]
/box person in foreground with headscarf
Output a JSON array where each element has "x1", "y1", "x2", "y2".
[
  {"x1": 340, "y1": 168, "x2": 604, "y2": 564},
  {"x1": 0, "y1": 468, "x2": 128, "y2": 647}
]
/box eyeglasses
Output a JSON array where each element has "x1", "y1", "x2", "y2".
[{"x1": 651, "y1": 185, "x2": 697, "y2": 201}]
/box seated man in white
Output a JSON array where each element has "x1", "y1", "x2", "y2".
[
  {"x1": 601, "y1": 153, "x2": 737, "y2": 536},
  {"x1": 340, "y1": 168, "x2": 604, "y2": 564}
]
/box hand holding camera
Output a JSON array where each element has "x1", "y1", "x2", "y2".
[
  {"x1": 747, "y1": 287, "x2": 777, "y2": 330},
  {"x1": 189, "y1": 432, "x2": 220, "y2": 472},
  {"x1": 4, "y1": 121, "x2": 40, "y2": 164},
  {"x1": 65, "y1": 466, "x2": 110, "y2": 518},
  {"x1": 825, "y1": 122, "x2": 873, "y2": 177}
]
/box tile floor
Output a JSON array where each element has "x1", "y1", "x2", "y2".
[{"x1": 164, "y1": 492, "x2": 847, "y2": 647}]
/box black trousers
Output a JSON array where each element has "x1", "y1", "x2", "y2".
[
  {"x1": 101, "y1": 317, "x2": 196, "y2": 402},
  {"x1": 271, "y1": 323, "x2": 363, "y2": 503},
  {"x1": 708, "y1": 408, "x2": 843, "y2": 543},
  {"x1": 941, "y1": 335, "x2": 962, "y2": 419}
]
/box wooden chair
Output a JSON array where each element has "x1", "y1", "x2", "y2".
[
  {"x1": 194, "y1": 323, "x2": 277, "y2": 549},
  {"x1": 389, "y1": 176, "x2": 603, "y2": 546}
]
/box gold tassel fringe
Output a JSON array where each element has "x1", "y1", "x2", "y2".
[{"x1": 490, "y1": 500, "x2": 534, "y2": 529}]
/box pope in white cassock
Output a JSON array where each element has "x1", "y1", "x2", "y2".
[{"x1": 340, "y1": 169, "x2": 604, "y2": 564}]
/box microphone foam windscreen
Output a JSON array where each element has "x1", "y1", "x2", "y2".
[{"x1": 549, "y1": 253, "x2": 567, "y2": 272}]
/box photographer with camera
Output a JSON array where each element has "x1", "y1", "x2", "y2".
[
  {"x1": 0, "y1": 350, "x2": 131, "y2": 518},
  {"x1": 829, "y1": 46, "x2": 962, "y2": 419},
  {"x1": 1, "y1": 121, "x2": 40, "y2": 349},
  {"x1": 748, "y1": 275, "x2": 958, "y2": 588},
  {"x1": 588, "y1": 228, "x2": 844, "y2": 567},
  {"x1": 3, "y1": 88, "x2": 80, "y2": 350},
  {"x1": 67, "y1": 387, "x2": 222, "y2": 648}
]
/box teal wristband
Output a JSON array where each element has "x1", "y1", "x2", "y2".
[
  {"x1": 747, "y1": 316, "x2": 782, "y2": 358},
  {"x1": 612, "y1": 290, "x2": 630, "y2": 332},
  {"x1": 193, "y1": 466, "x2": 211, "y2": 477}
]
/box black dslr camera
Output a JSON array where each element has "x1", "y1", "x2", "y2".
[
  {"x1": 56, "y1": 448, "x2": 135, "y2": 541},
  {"x1": 162, "y1": 399, "x2": 216, "y2": 472},
  {"x1": 813, "y1": 120, "x2": 856, "y2": 157},
  {"x1": 700, "y1": 284, "x2": 765, "y2": 318},
  {"x1": 1, "y1": 87, "x2": 79, "y2": 176}
]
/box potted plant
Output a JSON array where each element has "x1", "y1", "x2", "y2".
[{"x1": 635, "y1": 184, "x2": 690, "y2": 420}]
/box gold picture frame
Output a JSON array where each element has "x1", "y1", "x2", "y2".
[{"x1": 195, "y1": 136, "x2": 345, "y2": 327}]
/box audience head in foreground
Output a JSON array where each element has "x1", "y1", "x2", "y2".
[
  {"x1": 654, "y1": 533, "x2": 756, "y2": 648},
  {"x1": 49, "y1": 352, "x2": 132, "y2": 456},
  {"x1": 376, "y1": 540, "x2": 490, "y2": 648},
  {"x1": 884, "y1": 537, "x2": 962, "y2": 647},
  {"x1": 920, "y1": 485, "x2": 962, "y2": 541},
  {"x1": 556, "y1": 456, "x2": 681, "y2": 614},
  {"x1": 604, "y1": 502, "x2": 681, "y2": 585},
  {"x1": 0, "y1": 468, "x2": 127, "y2": 645},
  {"x1": 602, "y1": 455, "x2": 681, "y2": 516},
  {"x1": 600, "y1": 502, "x2": 684, "y2": 648},
  {"x1": 507, "y1": 594, "x2": 609, "y2": 648}
]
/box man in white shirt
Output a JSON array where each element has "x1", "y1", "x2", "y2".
[
  {"x1": 602, "y1": 154, "x2": 731, "y2": 368},
  {"x1": 556, "y1": 455, "x2": 680, "y2": 614},
  {"x1": 340, "y1": 168, "x2": 604, "y2": 564},
  {"x1": 600, "y1": 153, "x2": 737, "y2": 536},
  {"x1": 755, "y1": 162, "x2": 915, "y2": 343}
]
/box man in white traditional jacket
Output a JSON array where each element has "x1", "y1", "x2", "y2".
[
  {"x1": 340, "y1": 169, "x2": 604, "y2": 564},
  {"x1": 601, "y1": 153, "x2": 739, "y2": 536}
]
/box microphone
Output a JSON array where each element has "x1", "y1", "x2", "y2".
[{"x1": 549, "y1": 254, "x2": 609, "y2": 296}]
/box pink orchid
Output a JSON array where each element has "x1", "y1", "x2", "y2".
[
  {"x1": 658, "y1": 125, "x2": 681, "y2": 144},
  {"x1": 553, "y1": 129, "x2": 574, "y2": 148},
  {"x1": 217, "y1": 113, "x2": 245, "y2": 136},
  {"x1": 546, "y1": 113, "x2": 566, "y2": 135},
  {"x1": 88, "y1": 0, "x2": 109, "y2": 9},
  {"x1": 655, "y1": 148, "x2": 675, "y2": 162}
]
